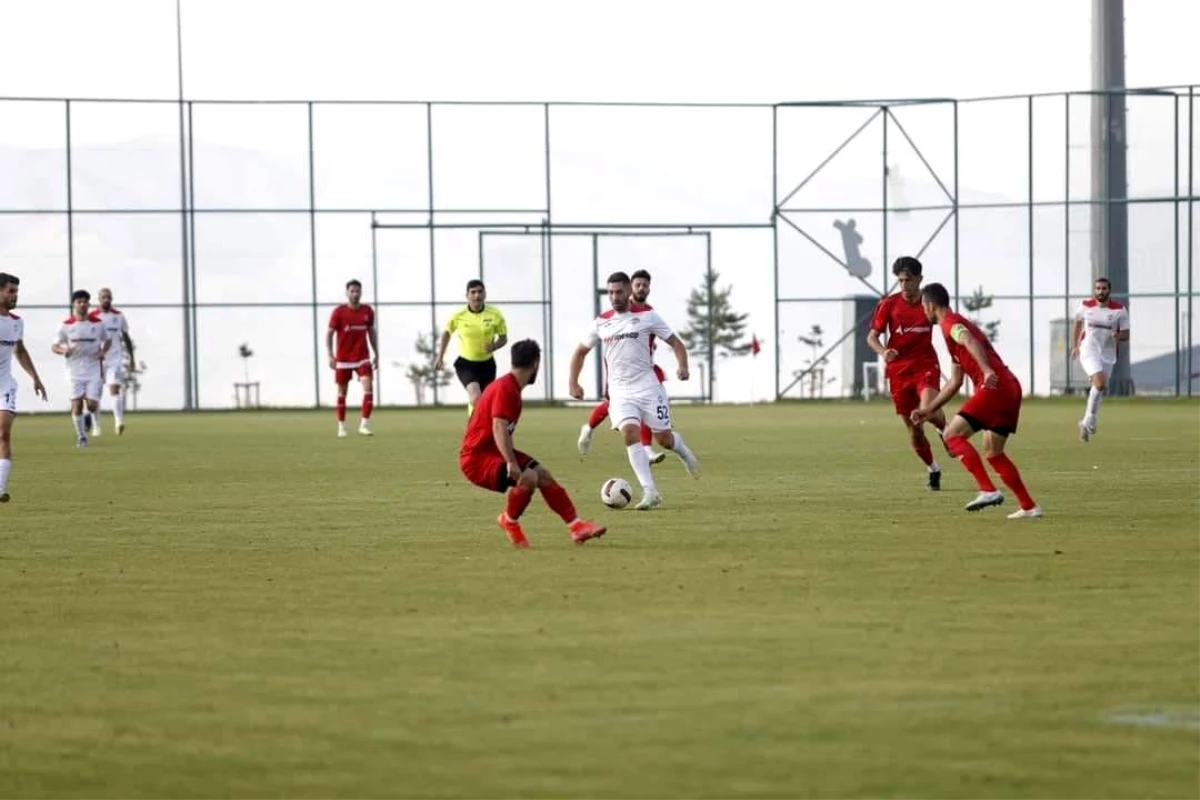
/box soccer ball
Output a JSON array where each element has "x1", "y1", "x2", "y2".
[{"x1": 600, "y1": 477, "x2": 633, "y2": 509}]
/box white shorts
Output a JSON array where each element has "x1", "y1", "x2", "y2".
[
  {"x1": 68, "y1": 375, "x2": 103, "y2": 402},
  {"x1": 609, "y1": 385, "x2": 673, "y2": 432},
  {"x1": 0, "y1": 379, "x2": 16, "y2": 415},
  {"x1": 103, "y1": 359, "x2": 126, "y2": 385},
  {"x1": 1079, "y1": 353, "x2": 1114, "y2": 379}
]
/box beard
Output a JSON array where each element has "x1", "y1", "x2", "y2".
[{"x1": 527, "y1": 368, "x2": 538, "y2": 385}]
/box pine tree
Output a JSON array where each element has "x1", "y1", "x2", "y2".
[
  {"x1": 407, "y1": 331, "x2": 453, "y2": 406},
  {"x1": 679, "y1": 269, "x2": 751, "y2": 400},
  {"x1": 963, "y1": 286, "x2": 1001, "y2": 343}
]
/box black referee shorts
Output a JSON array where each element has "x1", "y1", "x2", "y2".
[{"x1": 454, "y1": 356, "x2": 497, "y2": 391}]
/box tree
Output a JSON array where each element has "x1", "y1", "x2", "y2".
[
  {"x1": 795, "y1": 324, "x2": 837, "y2": 398},
  {"x1": 678, "y1": 269, "x2": 752, "y2": 400},
  {"x1": 963, "y1": 286, "x2": 1001, "y2": 343},
  {"x1": 404, "y1": 331, "x2": 453, "y2": 406}
]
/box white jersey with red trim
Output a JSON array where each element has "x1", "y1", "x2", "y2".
[
  {"x1": 94, "y1": 306, "x2": 130, "y2": 370},
  {"x1": 0, "y1": 312, "x2": 23, "y2": 387},
  {"x1": 54, "y1": 313, "x2": 109, "y2": 380},
  {"x1": 1074, "y1": 298, "x2": 1129, "y2": 364},
  {"x1": 582, "y1": 308, "x2": 674, "y2": 397}
]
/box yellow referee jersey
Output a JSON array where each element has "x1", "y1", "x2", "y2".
[{"x1": 445, "y1": 304, "x2": 507, "y2": 362}]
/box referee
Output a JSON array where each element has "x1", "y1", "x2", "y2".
[{"x1": 434, "y1": 279, "x2": 508, "y2": 415}]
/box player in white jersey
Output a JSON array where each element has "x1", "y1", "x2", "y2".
[
  {"x1": 91, "y1": 287, "x2": 135, "y2": 437},
  {"x1": 568, "y1": 271, "x2": 700, "y2": 510},
  {"x1": 1070, "y1": 277, "x2": 1130, "y2": 442},
  {"x1": 0, "y1": 273, "x2": 49, "y2": 502},
  {"x1": 52, "y1": 289, "x2": 110, "y2": 448}
]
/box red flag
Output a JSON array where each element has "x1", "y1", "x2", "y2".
[{"x1": 750, "y1": 334, "x2": 761, "y2": 356}]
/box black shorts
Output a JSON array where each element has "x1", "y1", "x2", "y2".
[{"x1": 454, "y1": 356, "x2": 497, "y2": 390}]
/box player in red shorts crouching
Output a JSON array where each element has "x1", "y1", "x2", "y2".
[
  {"x1": 460, "y1": 339, "x2": 607, "y2": 548},
  {"x1": 911, "y1": 283, "x2": 1042, "y2": 518},
  {"x1": 577, "y1": 269, "x2": 666, "y2": 464},
  {"x1": 867, "y1": 256, "x2": 948, "y2": 490}
]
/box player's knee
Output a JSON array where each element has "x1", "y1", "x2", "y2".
[
  {"x1": 653, "y1": 430, "x2": 674, "y2": 448},
  {"x1": 534, "y1": 465, "x2": 555, "y2": 487},
  {"x1": 518, "y1": 468, "x2": 538, "y2": 491}
]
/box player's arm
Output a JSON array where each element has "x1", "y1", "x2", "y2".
[
  {"x1": 434, "y1": 316, "x2": 455, "y2": 369},
  {"x1": 99, "y1": 326, "x2": 112, "y2": 358},
  {"x1": 14, "y1": 340, "x2": 47, "y2": 400},
  {"x1": 951, "y1": 323, "x2": 998, "y2": 387},
  {"x1": 1115, "y1": 308, "x2": 1130, "y2": 342},
  {"x1": 664, "y1": 333, "x2": 690, "y2": 381},
  {"x1": 325, "y1": 312, "x2": 338, "y2": 368},
  {"x1": 914, "y1": 364, "x2": 963, "y2": 421},
  {"x1": 51, "y1": 329, "x2": 71, "y2": 356},
  {"x1": 491, "y1": 416, "x2": 523, "y2": 481},
  {"x1": 487, "y1": 312, "x2": 508, "y2": 354},
  {"x1": 368, "y1": 314, "x2": 380, "y2": 366},
  {"x1": 865, "y1": 302, "x2": 896, "y2": 360},
  {"x1": 567, "y1": 343, "x2": 592, "y2": 399}
]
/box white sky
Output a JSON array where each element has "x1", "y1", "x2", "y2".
[{"x1": 0, "y1": 0, "x2": 1194, "y2": 104}]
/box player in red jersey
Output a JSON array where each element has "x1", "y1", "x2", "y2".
[
  {"x1": 867, "y1": 256, "x2": 948, "y2": 490},
  {"x1": 911, "y1": 283, "x2": 1042, "y2": 518},
  {"x1": 325, "y1": 279, "x2": 378, "y2": 438},
  {"x1": 460, "y1": 339, "x2": 606, "y2": 548},
  {"x1": 577, "y1": 269, "x2": 666, "y2": 464}
]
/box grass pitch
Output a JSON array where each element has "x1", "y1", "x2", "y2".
[{"x1": 1, "y1": 398, "x2": 1197, "y2": 798}]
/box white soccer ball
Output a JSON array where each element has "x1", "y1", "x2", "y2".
[{"x1": 600, "y1": 477, "x2": 633, "y2": 509}]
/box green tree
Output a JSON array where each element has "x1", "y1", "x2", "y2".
[
  {"x1": 238, "y1": 342, "x2": 254, "y2": 384},
  {"x1": 405, "y1": 331, "x2": 453, "y2": 406},
  {"x1": 962, "y1": 286, "x2": 1001, "y2": 343},
  {"x1": 796, "y1": 324, "x2": 836, "y2": 398},
  {"x1": 679, "y1": 269, "x2": 752, "y2": 400}
]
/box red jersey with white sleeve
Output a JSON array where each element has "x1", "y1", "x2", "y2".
[
  {"x1": 939, "y1": 312, "x2": 1018, "y2": 389},
  {"x1": 54, "y1": 313, "x2": 108, "y2": 380},
  {"x1": 870, "y1": 293, "x2": 940, "y2": 382},
  {"x1": 460, "y1": 373, "x2": 523, "y2": 459},
  {"x1": 583, "y1": 308, "x2": 674, "y2": 398},
  {"x1": 328, "y1": 304, "x2": 375, "y2": 368},
  {"x1": 1074, "y1": 298, "x2": 1128, "y2": 365}
]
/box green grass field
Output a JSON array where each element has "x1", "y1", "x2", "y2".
[{"x1": 1, "y1": 398, "x2": 1197, "y2": 798}]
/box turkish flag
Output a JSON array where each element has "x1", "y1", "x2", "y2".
[{"x1": 750, "y1": 334, "x2": 761, "y2": 356}]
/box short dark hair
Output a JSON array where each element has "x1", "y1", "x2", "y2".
[
  {"x1": 1095, "y1": 277, "x2": 1111, "y2": 286},
  {"x1": 892, "y1": 256, "x2": 923, "y2": 277},
  {"x1": 606, "y1": 271, "x2": 631, "y2": 286},
  {"x1": 0, "y1": 273, "x2": 18, "y2": 289},
  {"x1": 466, "y1": 279, "x2": 485, "y2": 292},
  {"x1": 510, "y1": 339, "x2": 541, "y2": 368},
  {"x1": 346, "y1": 279, "x2": 362, "y2": 290},
  {"x1": 921, "y1": 282, "x2": 950, "y2": 308},
  {"x1": 71, "y1": 289, "x2": 91, "y2": 303},
  {"x1": 630, "y1": 269, "x2": 652, "y2": 283}
]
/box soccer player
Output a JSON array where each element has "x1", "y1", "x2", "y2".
[
  {"x1": 1070, "y1": 277, "x2": 1129, "y2": 442},
  {"x1": 459, "y1": 338, "x2": 606, "y2": 548},
  {"x1": 866, "y1": 256, "x2": 948, "y2": 490},
  {"x1": 568, "y1": 271, "x2": 701, "y2": 511},
  {"x1": 434, "y1": 279, "x2": 507, "y2": 416},
  {"x1": 52, "y1": 289, "x2": 111, "y2": 448},
  {"x1": 326, "y1": 279, "x2": 378, "y2": 438},
  {"x1": 90, "y1": 287, "x2": 135, "y2": 437},
  {"x1": 911, "y1": 283, "x2": 1042, "y2": 519},
  {"x1": 0, "y1": 273, "x2": 49, "y2": 502},
  {"x1": 577, "y1": 268, "x2": 666, "y2": 464}
]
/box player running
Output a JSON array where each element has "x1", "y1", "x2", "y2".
[
  {"x1": 52, "y1": 289, "x2": 110, "y2": 448},
  {"x1": 1070, "y1": 277, "x2": 1129, "y2": 442},
  {"x1": 577, "y1": 268, "x2": 666, "y2": 464},
  {"x1": 0, "y1": 273, "x2": 49, "y2": 502},
  {"x1": 459, "y1": 339, "x2": 606, "y2": 549},
  {"x1": 911, "y1": 283, "x2": 1042, "y2": 519},
  {"x1": 866, "y1": 256, "x2": 948, "y2": 490},
  {"x1": 435, "y1": 279, "x2": 508, "y2": 416},
  {"x1": 90, "y1": 287, "x2": 135, "y2": 437},
  {"x1": 326, "y1": 279, "x2": 378, "y2": 438},
  {"x1": 568, "y1": 271, "x2": 700, "y2": 511}
]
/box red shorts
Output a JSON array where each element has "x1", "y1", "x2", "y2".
[
  {"x1": 335, "y1": 363, "x2": 373, "y2": 385},
  {"x1": 957, "y1": 379, "x2": 1023, "y2": 436},
  {"x1": 889, "y1": 368, "x2": 940, "y2": 417},
  {"x1": 460, "y1": 450, "x2": 537, "y2": 493}
]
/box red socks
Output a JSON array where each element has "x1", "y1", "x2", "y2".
[
  {"x1": 362, "y1": 392, "x2": 373, "y2": 420},
  {"x1": 539, "y1": 481, "x2": 578, "y2": 524},
  {"x1": 944, "y1": 435, "x2": 997, "y2": 492},
  {"x1": 504, "y1": 486, "x2": 533, "y2": 521},
  {"x1": 588, "y1": 400, "x2": 609, "y2": 430},
  {"x1": 986, "y1": 453, "x2": 1037, "y2": 510},
  {"x1": 336, "y1": 395, "x2": 347, "y2": 422},
  {"x1": 912, "y1": 437, "x2": 934, "y2": 467}
]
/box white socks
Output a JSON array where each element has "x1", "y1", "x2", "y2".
[
  {"x1": 71, "y1": 413, "x2": 86, "y2": 438},
  {"x1": 626, "y1": 443, "x2": 656, "y2": 493},
  {"x1": 667, "y1": 431, "x2": 696, "y2": 464},
  {"x1": 0, "y1": 458, "x2": 10, "y2": 494},
  {"x1": 112, "y1": 394, "x2": 125, "y2": 427},
  {"x1": 1085, "y1": 386, "x2": 1103, "y2": 423}
]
